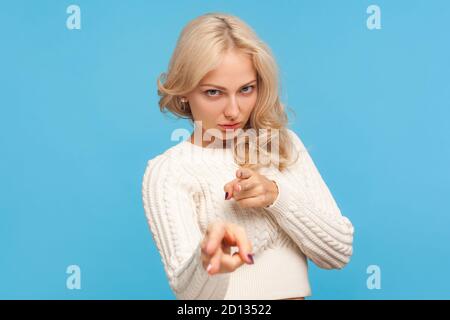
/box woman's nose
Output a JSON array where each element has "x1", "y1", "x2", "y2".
[{"x1": 223, "y1": 96, "x2": 240, "y2": 119}]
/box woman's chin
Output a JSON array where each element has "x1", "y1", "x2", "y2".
[{"x1": 217, "y1": 128, "x2": 244, "y2": 140}]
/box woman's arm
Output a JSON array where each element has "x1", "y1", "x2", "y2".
[
  {"x1": 142, "y1": 155, "x2": 230, "y2": 299},
  {"x1": 264, "y1": 129, "x2": 354, "y2": 269}
]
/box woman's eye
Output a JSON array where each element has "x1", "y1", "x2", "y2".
[
  {"x1": 241, "y1": 85, "x2": 255, "y2": 94},
  {"x1": 205, "y1": 89, "x2": 221, "y2": 97}
]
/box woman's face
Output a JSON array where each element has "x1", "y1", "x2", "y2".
[{"x1": 185, "y1": 49, "x2": 258, "y2": 145}]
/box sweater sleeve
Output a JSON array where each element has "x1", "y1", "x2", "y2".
[
  {"x1": 264, "y1": 129, "x2": 354, "y2": 269},
  {"x1": 142, "y1": 155, "x2": 230, "y2": 299}
]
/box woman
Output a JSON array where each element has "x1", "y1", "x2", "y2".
[{"x1": 142, "y1": 12, "x2": 354, "y2": 300}]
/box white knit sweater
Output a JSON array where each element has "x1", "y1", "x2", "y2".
[{"x1": 141, "y1": 128, "x2": 354, "y2": 300}]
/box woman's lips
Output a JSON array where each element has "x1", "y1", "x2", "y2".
[{"x1": 218, "y1": 122, "x2": 241, "y2": 130}]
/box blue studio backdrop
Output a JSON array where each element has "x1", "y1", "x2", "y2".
[{"x1": 1, "y1": 0, "x2": 449, "y2": 299}]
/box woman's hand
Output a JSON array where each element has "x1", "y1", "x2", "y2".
[
  {"x1": 224, "y1": 168, "x2": 279, "y2": 208},
  {"x1": 200, "y1": 221, "x2": 254, "y2": 275}
]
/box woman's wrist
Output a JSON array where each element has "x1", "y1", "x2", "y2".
[{"x1": 266, "y1": 180, "x2": 279, "y2": 208}]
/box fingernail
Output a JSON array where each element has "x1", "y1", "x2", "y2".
[
  {"x1": 206, "y1": 263, "x2": 212, "y2": 273},
  {"x1": 247, "y1": 253, "x2": 254, "y2": 264},
  {"x1": 225, "y1": 192, "x2": 229, "y2": 200},
  {"x1": 236, "y1": 184, "x2": 241, "y2": 192}
]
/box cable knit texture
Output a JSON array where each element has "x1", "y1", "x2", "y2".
[{"x1": 141, "y1": 128, "x2": 354, "y2": 300}]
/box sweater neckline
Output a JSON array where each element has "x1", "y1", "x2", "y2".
[{"x1": 179, "y1": 138, "x2": 235, "y2": 159}]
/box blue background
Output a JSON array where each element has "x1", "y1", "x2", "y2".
[{"x1": 1, "y1": 0, "x2": 449, "y2": 299}]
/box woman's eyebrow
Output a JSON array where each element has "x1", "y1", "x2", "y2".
[{"x1": 199, "y1": 79, "x2": 257, "y2": 90}]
